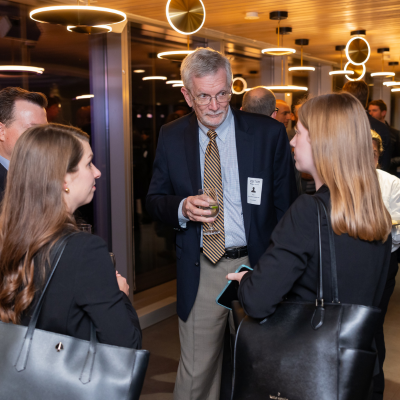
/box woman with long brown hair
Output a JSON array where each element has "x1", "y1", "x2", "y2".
[{"x1": 0, "y1": 123, "x2": 141, "y2": 348}]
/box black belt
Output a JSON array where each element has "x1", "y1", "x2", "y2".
[{"x1": 200, "y1": 246, "x2": 248, "y2": 260}]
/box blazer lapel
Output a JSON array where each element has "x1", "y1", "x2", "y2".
[
  {"x1": 183, "y1": 111, "x2": 201, "y2": 195},
  {"x1": 232, "y1": 108, "x2": 254, "y2": 242}
]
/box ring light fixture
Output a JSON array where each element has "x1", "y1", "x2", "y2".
[
  {"x1": 345, "y1": 36, "x2": 370, "y2": 65},
  {"x1": 166, "y1": 0, "x2": 206, "y2": 35},
  {"x1": 172, "y1": 83, "x2": 184, "y2": 87},
  {"x1": 75, "y1": 94, "x2": 94, "y2": 100},
  {"x1": 329, "y1": 45, "x2": 354, "y2": 76},
  {"x1": 0, "y1": 65, "x2": 44, "y2": 74},
  {"x1": 232, "y1": 77, "x2": 247, "y2": 95},
  {"x1": 166, "y1": 80, "x2": 183, "y2": 84},
  {"x1": 344, "y1": 61, "x2": 366, "y2": 81},
  {"x1": 391, "y1": 88, "x2": 400, "y2": 92},
  {"x1": 67, "y1": 25, "x2": 112, "y2": 34},
  {"x1": 142, "y1": 76, "x2": 167, "y2": 81},
  {"x1": 245, "y1": 85, "x2": 308, "y2": 93},
  {"x1": 261, "y1": 12, "x2": 296, "y2": 56},
  {"x1": 157, "y1": 50, "x2": 194, "y2": 61},
  {"x1": 30, "y1": 5, "x2": 126, "y2": 26},
  {"x1": 288, "y1": 39, "x2": 315, "y2": 72}
]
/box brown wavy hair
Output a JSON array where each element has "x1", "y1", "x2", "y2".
[
  {"x1": 0, "y1": 123, "x2": 89, "y2": 323},
  {"x1": 298, "y1": 93, "x2": 391, "y2": 242}
]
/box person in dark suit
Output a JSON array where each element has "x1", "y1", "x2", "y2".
[
  {"x1": 0, "y1": 124, "x2": 141, "y2": 349},
  {"x1": 342, "y1": 81, "x2": 392, "y2": 172},
  {"x1": 146, "y1": 47, "x2": 298, "y2": 400},
  {"x1": 368, "y1": 99, "x2": 400, "y2": 177},
  {"x1": 0, "y1": 87, "x2": 48, "y2": 195},
  {"x1": 228, "y1": 93, "x2": 392, "y2": 398}
]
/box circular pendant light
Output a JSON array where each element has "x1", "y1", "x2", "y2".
[
  {"x1": 261, "y1": 12, "x2": 295, "y2": 56},
  {"x1": 166, "y1": 80, "x2": 183, "y2": 84},
  {"x1": 142, "y1": 76, "x2": 167, "y2": 81},
  {"x1": 0, "y1": 65, "x2": 44, "y2": 75},
  {"x1": 371, "y1": 48, "x2": 395, "y2": 77},
  {"x1": 383, "y1": 81, "x2": 400, "y2": 86},
  {"x1": 75, "y1": 94, "x2": 94, "y2": 100},
  {"x1": 232, "y1": 77, "x2": 247, "y2": 95},
  {"x1": 30, "y1": 5, "x2": 126, "y2": 26},
  {"x1": 172, "y1": 83, "x2": 184, "y2": 87},
  {"x1": 329, "y1": 45, "x2": 354, "y2": 76},
  {"x1": 166, "y1": 0, "x2": 205, "y2": 35},
  {"x1": 67, "y1": 25, "x2": 112, "y2": 34},
  {"x1": 288, "y1": 39, "x2": 315, "y2": 72},
  {"x1": 157, "y1": 50, "x2": 194, "y2": 61},
  {"x1": 246, "y1": 85, "x2": 308, "y2": 94},
  {"x1": 344, "y1": 61, "x2": 366, "y2": 81},
  {"x1": 345, "y1": 36, "x2": 370, "y2": 65}
]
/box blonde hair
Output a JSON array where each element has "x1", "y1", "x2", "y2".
[
  {"x1": 298, "y1": 93, "x2": 391, "y2": 242},
  {"x1": 371, "y1": 129, "x2": 384, "y2": 156}
]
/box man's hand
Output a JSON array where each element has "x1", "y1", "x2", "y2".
[{"x1": 182, "y1": 195, "x2": 216, "y2": 223}]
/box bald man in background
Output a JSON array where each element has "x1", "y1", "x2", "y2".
[
  {"x1": 275, "y1": 99, "x2": 292, "y2": 128},
  {"x1": 241, "y1": 86, "x2": 277, "y2": 118}
]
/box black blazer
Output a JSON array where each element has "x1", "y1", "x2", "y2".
[
  {"x1": 238, "y1": 185, "x2": 392, "y2": 319},
  {"x1": 21, "y1": 233, "x2": 142, "y2": 349},
  {"x1": 368, "y1": 113, "x2": 392, "y2": 172},
  {"x1": 146, "y1": 108, "x2": 298, "y2": 321},
  {"x1": 386, "y1": 121, "x2": 400, "y2": 175},
  {"x1": 0, "y1": 163, "x2": 7, "y2": 198}
]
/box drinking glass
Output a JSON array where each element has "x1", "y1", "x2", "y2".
[{"x1": 198, "y1": 188, "x2": 220, "y2": 235}]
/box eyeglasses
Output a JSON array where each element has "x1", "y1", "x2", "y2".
[{"x1": 188, "y1": 90, "x2": 232, "y2": 106}]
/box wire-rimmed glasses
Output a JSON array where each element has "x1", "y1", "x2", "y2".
[{"x1": 188, "y1": 90, "x2": 232, "y2": 106}]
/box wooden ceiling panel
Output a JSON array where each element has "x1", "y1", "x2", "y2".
[{"x1": 97, "y1": 0, "x2": 400, "y2": 72}]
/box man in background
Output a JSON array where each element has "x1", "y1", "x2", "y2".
[
  {"x1": 0, "y1": 87, "x2": 48, "y2": 194},
  {"x1": 46, "y1": 96, "x2": 61, "y2": 123},
  {"x1": 343, "y1": 81, "x2": 392, "y2": 171},
  {"x1": 275, "y1": 99, "x2": 292, "y2": 128},
  {"x1": 369, "y1": 99, "x2": 400, "y2": 176},
  {"x1": 241, "y1": 86, "x2": 277, "y2": 117}
]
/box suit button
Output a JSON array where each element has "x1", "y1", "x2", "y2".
[{"x1": 195, "y1": 262, "x2": 199, "y2": 266}]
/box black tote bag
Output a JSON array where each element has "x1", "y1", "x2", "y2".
[
  {"x1": 0, "y1": 234, "x2": 149, "y2": 400},
  {"x1": 231, "y1": 198, "x2": 380, "y2": 400}
]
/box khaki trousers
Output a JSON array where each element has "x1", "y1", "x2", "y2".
[{"x1": 174, "y1": 253, "x2": 250, "y2": 400}]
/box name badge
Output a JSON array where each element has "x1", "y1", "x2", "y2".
[{"x1": 247, "y1": 177, "x2": 263, "y2": 205}]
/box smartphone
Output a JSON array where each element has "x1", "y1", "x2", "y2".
[{"x1": 216, "y1": 265, "x2": 253, "y2": 310}]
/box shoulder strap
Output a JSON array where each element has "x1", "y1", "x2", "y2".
[{"x1": 27, "y1": 232, "x2": 77, "y2": 333}]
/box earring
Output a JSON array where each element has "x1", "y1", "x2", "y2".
[{"x1": 65, "y1": 188, "x2": 70, "y2": 193}]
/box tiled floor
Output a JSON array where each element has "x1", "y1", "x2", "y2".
[{"x1": 140, "y1": 281, "x2": 400, "y2": 400}]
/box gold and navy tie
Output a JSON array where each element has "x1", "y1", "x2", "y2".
[{"x1": 203, "y1": 129, "x2": 225, "y2": 264}]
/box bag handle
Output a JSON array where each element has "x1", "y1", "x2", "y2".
[
  {"x1": 14, "y1": 232, "x2": 101, "y2": 378},
  {"x1": 311, "y1": 197, "x2": 340, "y2": 330}
]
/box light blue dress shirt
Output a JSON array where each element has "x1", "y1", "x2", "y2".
[
  {"x1": 178, "y1": 107, "x2": 247, "y2": 248},
  {"x1": 0, "y1": 155, "x2": 10, "y2": 171}
]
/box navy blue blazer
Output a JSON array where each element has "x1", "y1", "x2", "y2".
[{"x1": 146, "y1": 108, "x2": 298, "y2": 321}]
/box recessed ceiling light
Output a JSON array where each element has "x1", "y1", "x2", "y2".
[{"x1": 245, "y1": 12, "x2": 259, "y2": 20}]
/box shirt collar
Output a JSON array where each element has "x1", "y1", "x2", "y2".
[
  {"x1": 198, "y1": 106, "x2": 232, "y2": 144},
  {"x1": 0, "y1": 154, "x2": 10, "y2": 170}
]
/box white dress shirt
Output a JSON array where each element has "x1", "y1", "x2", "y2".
[{"x1": 178, "y1": 107, "x2": 247, "y2": 248}]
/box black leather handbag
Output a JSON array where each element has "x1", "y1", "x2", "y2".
[
  {"x1": 0, "y1": 234, "x2": 149, "y2": 400},
  {"x1": 231, "y1": 198, "x2": 379, "y2": 400}
]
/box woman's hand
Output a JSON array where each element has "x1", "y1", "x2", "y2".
[
  {"x1": 226, "y1": 271, "x2": 248, "y2": 284},
  {"x1": 116, "y1": 270, "x2": 129, "y2": 296}
]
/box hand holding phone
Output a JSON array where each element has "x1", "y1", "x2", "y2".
[{"x1": 216, "y1": 265, "x2": 253, "y2": 310}]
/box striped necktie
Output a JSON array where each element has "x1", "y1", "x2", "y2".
[{"x1": 203, "y1": 129, "x2": 225, "y2": 264}]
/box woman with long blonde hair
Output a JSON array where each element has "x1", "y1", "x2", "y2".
[
  {"x1": 0, "y1": 123, "x2": 141, "y2": 348},
  {"x1": 227, "y1": 93, "x2": 392, "y2": 398}
]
